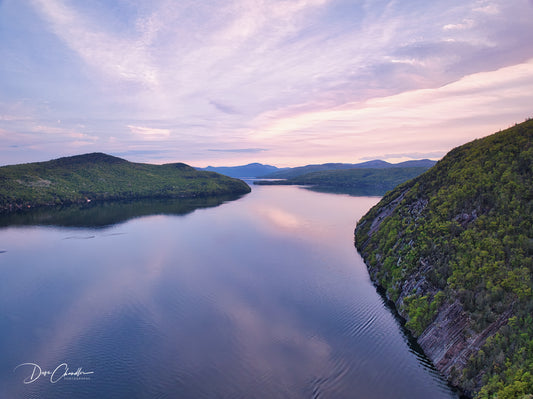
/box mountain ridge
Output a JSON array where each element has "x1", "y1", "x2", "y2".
[
  {"x1": 260, "y1": 159, "x2": 436, "y2": 179},
  {"x1": 196, "y1": 159, "x2": 437, "y2": 179}
]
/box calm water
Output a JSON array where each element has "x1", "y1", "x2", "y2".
[{"x1": 0, "y1": 185, "x2": 458, "y2": 398}]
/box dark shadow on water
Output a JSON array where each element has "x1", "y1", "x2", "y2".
[
  {"x1": 0, "y1": 194, "x2": 245, "y2": 229},
  {"x1": 304, "y1": 185, "x2": 387, "y2": 197},
  {"x1": 372, "y1": 283, "x2": 469, "y2": 399}
]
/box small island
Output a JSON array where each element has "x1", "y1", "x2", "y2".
[{"x1": 0, "y1": 152, "x2": 251, "y2": 213}]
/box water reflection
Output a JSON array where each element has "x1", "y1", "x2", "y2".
[{"x1": 0, "y1": 194, "x2": 245, "y2": 228}]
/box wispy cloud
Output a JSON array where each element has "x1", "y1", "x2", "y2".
[
  {"x1": 30, "y1": 0, "x2": 160, "y2": 88},
  {"x1": 360, "y1": 152, "x2": 446, "y2": 161},
  {"x1": 208, "y1": 148, "x2": 268, "y2": 153},
  {"x1": 210, "y1": 101, "x2": 240, "y2": 115},
  {"x1": 443, "y1": 19, "x2": 476, "y2": 31},
  {"x1": 127, "y1": 125, "x2": 171, "y2": 141}
]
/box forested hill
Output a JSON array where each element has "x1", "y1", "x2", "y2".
[
  {"x1": 0, "y1": 153, "x2": 251, "y2": 212},
  {"x1": 355, "y1": 119, "x2": 533, "y2": 398},
  {"x1": 254, "y1": 166, "x2": 431, "y2": 196},
  {"x1": 261, "y1": 159, "x2": 436, "y2": 179}
]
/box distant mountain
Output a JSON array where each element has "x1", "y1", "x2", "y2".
[
  {"x1": 255, "y1": 167, "x2": 431, "y2": 196},
  {"x1": 0, "y1": 153, "x2": 251, "y2": 212},
  {"x1": 197, "y1": 163, "x2": 288, "y2": 178},
  {"x1": 261, "y1": 159, "x2": 437, "y2": 179}
]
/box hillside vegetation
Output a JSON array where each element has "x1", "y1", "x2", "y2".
[
  {"x1": 256, "y1": 167, "x2": 431, "y2": 196},
  {"x1": 355, "y1": 119, "x2": 533, "y2": 398},
  {"x1": 0, "y1": 153, "x2": 251, "y2": 212}
]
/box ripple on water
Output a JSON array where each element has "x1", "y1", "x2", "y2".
[{"x1": 62, "y1": 235, "x2": 95, "y2": 240}]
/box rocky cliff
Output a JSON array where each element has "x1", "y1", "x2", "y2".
[{"x1": 355, "y1": 119, "x2": 533, "y2": 398}]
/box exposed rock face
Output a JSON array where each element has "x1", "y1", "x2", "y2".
[
  {"x1": 418, "y1": 299, "x2": 471, "y2": 376},
  {"x1": 367, "y1": 190, "x2": 407, "y2": 237},
  {"x1": 418, "y1": 300, "x2": 513, "y2": 386}
]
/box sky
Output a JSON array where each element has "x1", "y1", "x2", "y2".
[{"x1": 1, "y1": 0, "x2": 533, "y2": 167}]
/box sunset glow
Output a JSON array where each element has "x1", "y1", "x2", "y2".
[{"x1": 1, "y1": 0, "x2": 532, "y2": 166}]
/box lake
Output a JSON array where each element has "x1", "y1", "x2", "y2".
[{"x1": 0, "y1": 184, "x2": 458, "y2": 398}]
